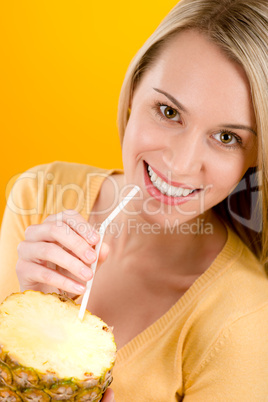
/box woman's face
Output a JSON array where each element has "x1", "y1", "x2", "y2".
[{"x1": 122, "y1": 30, "x2": 257, "y2": 225}]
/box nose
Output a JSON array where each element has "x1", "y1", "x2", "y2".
[{"x1": 162, "y1": 130, "x2": 205, "y2": 177}]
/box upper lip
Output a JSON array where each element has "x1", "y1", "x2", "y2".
[{"x1": 146, "y1": 162, "x2": 198, "y2": 189}]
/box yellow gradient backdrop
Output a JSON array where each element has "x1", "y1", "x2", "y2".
[{"x1": 0, "y1": 1, "x2": 179, "y2": 224}]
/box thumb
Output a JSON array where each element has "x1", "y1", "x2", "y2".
[{"x1": 102, "y1": 388, "x2": 115, "y2": 402}]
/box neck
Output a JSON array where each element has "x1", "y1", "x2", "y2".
[
  {"x1": 90, "y1": 173, "x2": 227, "y2": 278},
  {"x1": 104, "y1": 207, "x2": 226, "y2": 277}
]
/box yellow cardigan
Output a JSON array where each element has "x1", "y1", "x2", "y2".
[{"x1": 1, "y1": 161, "x2": 268, "y2": 401}]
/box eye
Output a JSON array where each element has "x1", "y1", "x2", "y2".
[
  {"x1": 160, "y1": 105, "x2": 181, "y2": 122},
  {"x1": 213, "y1": 131, "x2": 241, "y2": 146}
]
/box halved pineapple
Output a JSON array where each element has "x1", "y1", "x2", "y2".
[{"x1": 0, "y1": 291, "x2": 116, "y2": 401}]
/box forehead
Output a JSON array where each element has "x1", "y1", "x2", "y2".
[{"x1": 135, "y1": 30, "x2": 254, "y2": 125}]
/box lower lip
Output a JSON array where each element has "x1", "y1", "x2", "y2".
[{"x1": 143, "y1": 162, "x2": 198, "y2": 206}]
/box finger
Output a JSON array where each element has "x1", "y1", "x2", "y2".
[
  {"x1": 17, "y1": 241, "x2": 93, "y2": 282},
  {"x1": 101, "y1": 388, "x2": 115, "y2": 402},
  {"x1": 44, "y1": 210, "x2": 100, "y2": 245},
  {"x1": 24, "y1": 222, "x2": 98, "y2": 266},
  {"x1": 16, "y1": 259, "x2": 86, "y2": 295}
]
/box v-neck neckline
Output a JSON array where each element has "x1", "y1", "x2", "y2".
[
  {"x1": 81, "y1": 168, "x2": 242, "y2": 363},
  {"x1": 116, "y1": 226, "x2": 241, "y2": 362}
]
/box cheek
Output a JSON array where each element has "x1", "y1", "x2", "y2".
[
  {"x1": 121, "y1": 124, "x2": 140, "y2": 180},
  {"x1": 122, "y1": 116, "x2": 161, "y2": 163},
  {"x1": 121, "y1": 125, "x2": 137, "y2": 168},
  {"x1": 208, "y1": 155, "x2": 249, "y2": 197}
]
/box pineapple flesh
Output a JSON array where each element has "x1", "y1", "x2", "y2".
[{"x1": 0, "y1": 291, "x2": 116, "y2": 401}]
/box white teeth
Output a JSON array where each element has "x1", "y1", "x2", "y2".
[
  {"x1": 155, "y1": 177, "x2": 162, "y2": 187},
  {"x1": 160, "y1": 182, "x2": 169, "y2": 194},
  {"x1": 170, "y1": 186, "x2": 178, "y2": 197},
  {"x1": 151, "y1": 172, "x2": 157, "y2": 182},
  {"x1": 175, "y1": 187, "x2": 183, "y2": 197},
  {"x1": 167, "y1": 186, "x2": 173, "y2": 196},
  {"x1": 147, "y1": 164, "x2": 195, "y2": 197},
  {"x1": 182, "y1": 188, "x2": 191, "y2": 197}
]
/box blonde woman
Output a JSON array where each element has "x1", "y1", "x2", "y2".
[{"x1": 1, "y1": 0, "x2": 268, "y2": 400}]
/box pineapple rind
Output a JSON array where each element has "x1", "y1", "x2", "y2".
[
  {"x1": 0, "y1": 361, "x2": 13, "y2": 386},
  {"x1": 45, "y1": 379, "x2": 78, "y2": 399},
  {"x1": 13, "y1": 367, "x2": 40, "y2": 389},
  {"x1": 75, "y1": 387, "x2": 101, "y2": 402},
  {"x1": 0, "y1": 291, "x2": 116, "y2": 402},
  {"x1": 21, "y1": 388, "x2": 51, "y2": 402},
  {"x1": 0, "y1": 386, "x2": 23, "y2": 401}
]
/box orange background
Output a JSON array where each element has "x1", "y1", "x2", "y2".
[{"x1": 0, "y1": 1, "x2": 179, "y2": 224}]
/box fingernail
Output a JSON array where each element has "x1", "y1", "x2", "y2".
[
  {"x1": 88, "y1": 231, "x2": 99, "y2": 243},
  {"x1": 80, "y1": 266, "x2": 92, "y2": 280},
  {"x1": 85, "y1": 249, "x2": 96, "y2": 262},
  {"x1": 73, "y1": 284, "x2": 85, "y2": 294}
]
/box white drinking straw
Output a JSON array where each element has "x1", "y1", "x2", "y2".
[{"x1": 78, "y1": 185, "x2": 140, "y2": 320}]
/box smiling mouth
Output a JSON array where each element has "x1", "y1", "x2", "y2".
[{"x1": 145, "y1": 162, "x2": 198, "y2": 197}]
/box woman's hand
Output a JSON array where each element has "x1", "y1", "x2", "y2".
[
  {"x1": 102, "y1": 388, "x2": 115, "y2": 401},
  {"x1": 16, "y1": 210, "x2": 109, "y2": 295}
]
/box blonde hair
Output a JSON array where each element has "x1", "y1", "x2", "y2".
[{"x1": 117, "y1": 0, "x2": 268, "y2": 271}]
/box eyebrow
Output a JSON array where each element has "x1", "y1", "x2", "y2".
[
  {"x1": 153, "y1": 87, "x2": 257, "y2": 136},
  {"x1": 153, "y1": 88, "x2": 189, "y2": 114},
  {"x1": 220, "y1": 124, "x2": 257, "y2": 136}
]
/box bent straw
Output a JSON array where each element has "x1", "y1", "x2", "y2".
[{"x1": 78, "y1": 185, "x2": 140, "y2": 320}]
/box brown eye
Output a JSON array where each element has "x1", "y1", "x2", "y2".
[
  {"x1": 220, "y1": 132, "x2": 233, "y2": 144},
  {"x1": 160, "y1": 105, "x2": 180, "y2": 122},
  {"x1": 212, "y1": 131, "x2": 241, "y2": 147},
  {"x1": 164, "y1": 107, "x2": 177, "y2": 119}
]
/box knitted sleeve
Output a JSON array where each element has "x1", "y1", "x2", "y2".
[
  {"x1": 0, "y1": 165, "x2": 48, "y2": 301},
  {"x1": 0, "y1": 161, "x2": 113, "y2": 302}
]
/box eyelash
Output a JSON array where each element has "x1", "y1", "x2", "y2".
[
  {"x1": 152, "y1": 101, "x2": 243, "y2": 150},
  {"x1": 153, "y1": 101, "x2": 182, "y2": 123},
  {"x1": 214, "y1": 129, "x2": 243, "y2": 150}
]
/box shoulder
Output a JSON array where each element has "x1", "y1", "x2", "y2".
[
  {"x1": 200, "y1": 225, "x2": 268, "y2": 314},
  {"x1": 8, "y1": 161, "x2": 122, "y2": 219},
  {"x1": 23, "y1": 161, "x2": 116, "y2": 184},
  {"x1": 206, "y1": 228, "x2": 267, "y2": 324},
  {"x1": 211, "y1": 225, "x2": 268, "y2": 311},
  {"x1": 182, "y1": 227, "x2": 268, "y2": 378},
  {"x1": 183, "y1": 301, "x2": 268, "y2": 397}
]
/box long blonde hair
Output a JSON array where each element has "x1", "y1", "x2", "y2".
[{"x1": 117, "y1": 0, "x2": 268, "y2": 271}]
